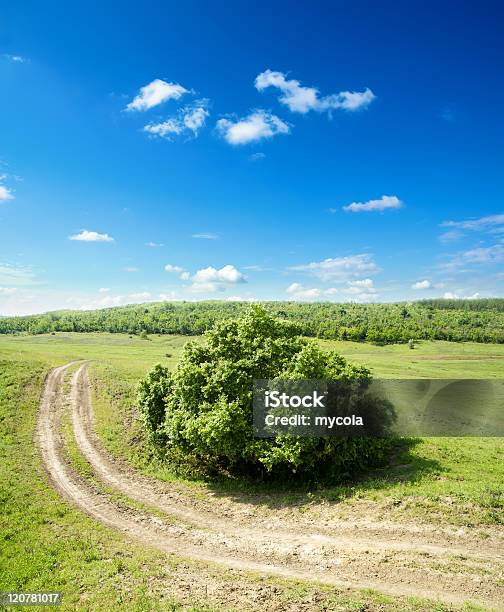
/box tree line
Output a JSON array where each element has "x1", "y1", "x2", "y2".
[{"x1": 1, "y1": 298, "x2": 504, "y2": 344}]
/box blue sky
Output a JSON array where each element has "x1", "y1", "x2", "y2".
[{"x1": 1, "y1": 0, "x2": 503, "y2": 315}]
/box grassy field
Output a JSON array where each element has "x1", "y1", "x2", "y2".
[
  {"x1": 0, "y1": 332, "x2": 503, "y2": 610},
  {"x1": 321, "y1": 337, "x2": 504, "y2": 379},
  {"x1": 3, "y1": 331, "x2": 504, "y2": 378}
]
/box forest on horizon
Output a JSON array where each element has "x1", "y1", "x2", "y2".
[{"x1": 1, "y1": 298, "x2": 504, "y2": 344}]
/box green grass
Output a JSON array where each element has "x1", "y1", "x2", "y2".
[
  {"x1": 1, "y1": 338, "x2": 462, "y2": 610},
  {"x1": 0, "y1": 331, "x2": 191, "y2": 372},
  {"x1": 0, "y1": 357, "x2": 219, "y2": 611},
  {"x1": 1, "y1": 332, "x2": 503, "y2": 528},
  {"x1": 3, "y1": 331, "x2": 504, "y2": 378},
  {"x1": 314, "y1": 436, "x2": 504, "y2": 525},
  {"x1": 2, "y1": 333, "x2": 504, "y2": 526},
  {"x1": 320, "y1": 337, "x2": 504, "y2": 379}
]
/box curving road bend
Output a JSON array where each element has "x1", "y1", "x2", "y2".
[{"x1": 36, "y1": 362, "x2": 504, "y2": 609}]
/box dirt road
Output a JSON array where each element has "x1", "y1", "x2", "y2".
[{"x1": 37, "y1": 362, "x2": 504, "y2": 609}]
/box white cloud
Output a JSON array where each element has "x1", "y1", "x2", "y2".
[
  {"x1": 289, "y1": 254, "x2": 379, "y2": 282},
  {"x1": 439, "y1": 239, "x2": 504, "y2": 271},
  {"x1": 286, "y1": 282, "x2": 301, "y2": 293},
  {"x1": 165, "y1": 264, "x2": 189, "y2": 280},
  {"x1": 183, "y1": 104, "x2": 209, "y2": 133},
  {"x1": 249, "y1": 152, "x2": 266, "y2": 162},
  {"x1": 192, "y1": 232, "x2": 220, "y2": 240},
  {"x1": 332, "y1": 89, "x2": 376, "y2": 111},
  {"x1": 0, "y1": 185, "x2": 14, "y2": 201},
  {"x1": 255, "y1": 69, "x2": 375, "y2": 114},
  {"x1": 126, "y1": 79, "x2": 188, "y2": 112},
  {"x1": 286, "y1": 279, "x2": 378, "y2": 301},
  {"x1": 343, "y1": 195, "x2": 403, "y2": 213},
  {"x1": 439, "y1": 214, "x2": 504, "y2": 241},
  {"x1": 256, "y1": 71, "x2": 318, "y2": 113},
  {"x1": 441, "y1": 214, "x2": 504, "y2": 232},
  {"x1": 69, "y1": 230, "x2": 114, "y2": 242},
  {"x1": 164, "y1": 264, "x2": 184, "y2": 273},
  {"x1": 144, "y1": 118, "x2": 182, "y2": 138},
  {"x1": 0, "y1": 287, "x2": 17, "y2": 295},
  {"x1": 412, "y1": 279, "x2": 431, "y2": 290},
  {"x1": 286, "y1": 283, "x2": 321, "y2": 300},
  {"x1": 216, "y1": 110, "x2": 290, "y2": 145},
  {"x1": 123, "y1": 267, "x2": 139, "y2": 273},
  {"x1": 98, "y1": 287, "x2": 110, "y2": 293},
  {"x1": 144, "y1": 101, "x2": 210, "y2": 140},
  {"x1": 193, "y1": 264, "x2": 245, "y2": 284},
  {"x1": 462, "y1": 244, "x2": 504, "y2": 264},
  {"x1": 187, "y1": 265, "x2": 246, "y2": 295},
  {"x1": 188, "y1": 282, "x2": 223, "y2": 294},
  {"x1": 343, "y1": 279, "x2": 377, "y2": 299},
  {"x1": 443, "y1": 291, "x2": 480, "y2": 300},
  {"x1": 145, "y1": 242, "x2": 164, "y2": 247}
]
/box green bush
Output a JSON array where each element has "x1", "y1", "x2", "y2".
[
  {"x1": 137, "y1": 363, "x2": 172, "y2": 446},
  {"x1": 137, "y1": 305, "x2": 393, "y2": 479}
]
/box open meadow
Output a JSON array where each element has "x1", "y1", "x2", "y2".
[{"x1": 1, "y1": 331, "x2": 503, "y2": 610}]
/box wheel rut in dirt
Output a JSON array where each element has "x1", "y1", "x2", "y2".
[{"x1": 37, "y1": 362, "x2": 504, "y2": 609}]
